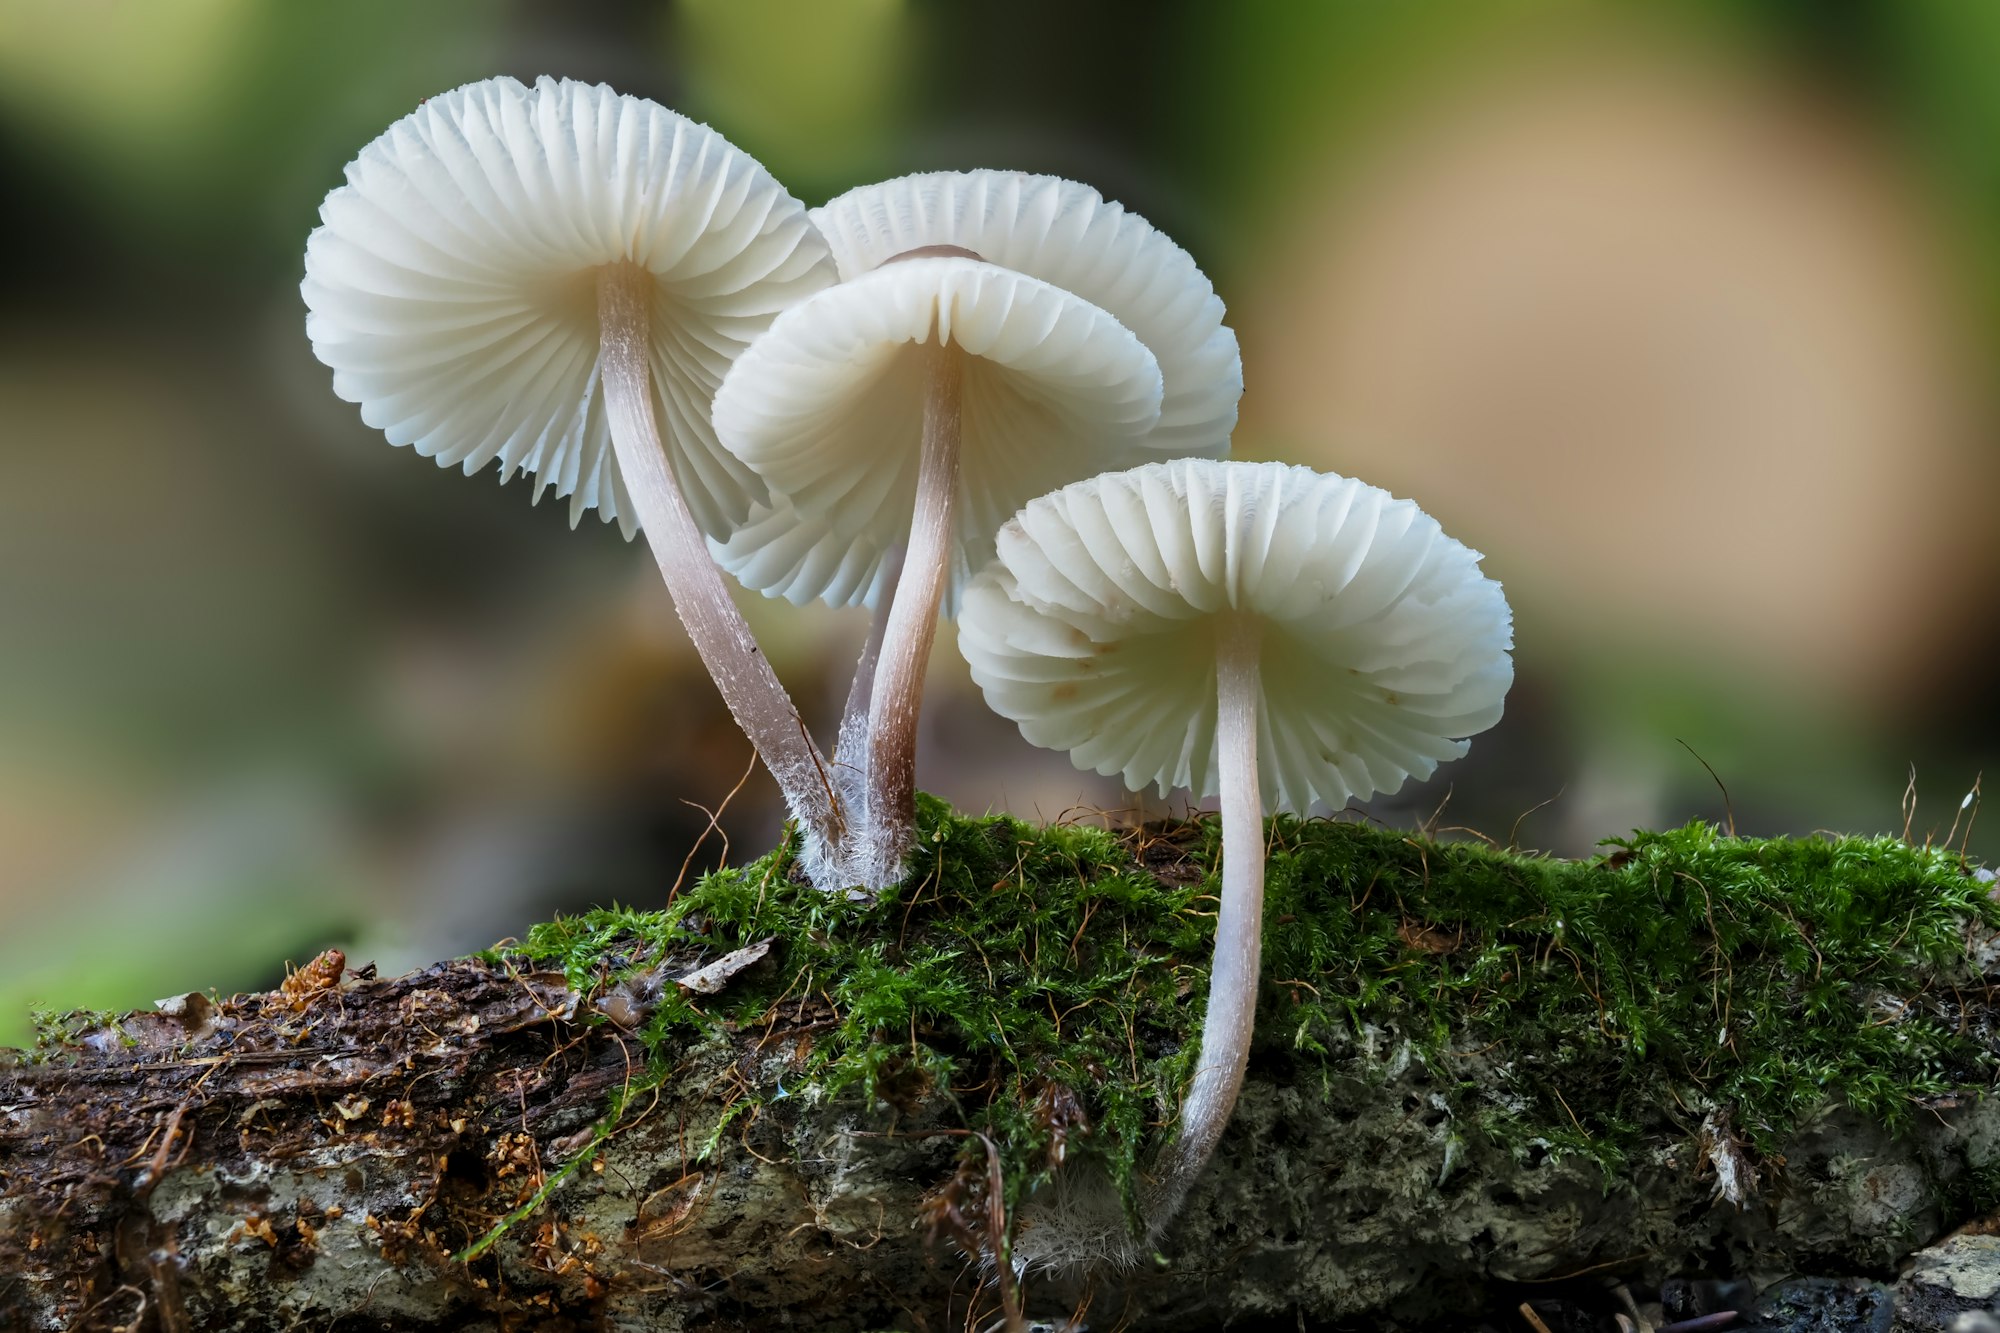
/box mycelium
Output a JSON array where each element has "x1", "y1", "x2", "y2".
[
  {"x1": 300, "y1": 76, "x2": 865, "y2": 887},
  {"x1": 957, "y1": 457, "x2": 1515, "y2": 1244},
  {"x1": 712, "y1": 170, "x2": 1242, "y2": 882}
]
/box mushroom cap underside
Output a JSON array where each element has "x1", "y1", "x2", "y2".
[
  {"x1": 302, "y1": 74, "x2": 836, "y2": 538},
  {"x1": 813, "y1": 169, "x2": 1242, "y2": 455},
  {"x1": 711, "y1": 256, "x2": 1167, "y2": 611},
  {"x1": 957, "y1": 458, "x2": 1515, "y2": 812}
]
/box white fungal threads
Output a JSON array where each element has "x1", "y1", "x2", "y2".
[
  {"x1": 302, "y1": 77, "x2": 864, "y2": 887},
  {"x1": 958, "y1": 457, "x2": 1514, "y2": 1258}
]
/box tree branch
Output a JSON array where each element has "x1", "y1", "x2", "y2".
[{"x1": 5, "y1": 813, "x2": 1998, "y2": 1331}]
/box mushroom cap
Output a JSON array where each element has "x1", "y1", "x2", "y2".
[
  {"x1": 713, "y1": 169, "x2": 1239, "y2": 609},
  {"x1": 957, "y1": 459, "x2": 1514, "y2": 813},
  {"x1": 711, "y1": 255, "x2": 1165, "y2": 609},
  {"x1": 301, "y1": 75, "x2": 836, "y2": 538},
  {"x1": 812, "y1": 170, "x2": 1241, "y2": 454}
]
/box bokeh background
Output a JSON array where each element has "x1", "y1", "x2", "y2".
[{"x1": 3, "y1": 0, "x2": 1996, "y2": 1045}]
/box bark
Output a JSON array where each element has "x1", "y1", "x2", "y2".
[{"x1": 4, "y1": 942, "x2": 1999, "y2": 1333}]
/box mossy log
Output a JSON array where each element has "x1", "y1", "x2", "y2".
[{"x1": 4, "y1": 806, "x2": 1999, "y2": 1331}]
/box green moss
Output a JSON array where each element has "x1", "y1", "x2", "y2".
[
  {"x1": 22, "y1": 1007, "x2": 137, "y2": 1060},
  {"x1": 509, "y1": 798, "x2": 2000, "y2": 1212}
]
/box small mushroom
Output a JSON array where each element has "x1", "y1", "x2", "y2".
[
  {"x1": 301, "y1": 76, "x2": 859, "y2": 884},
  {"x1": 713, "y1": 170, "x2": 1241, "y2": 881},
  {"x1": 714, "y1": 255, "x2": 1162, "y2": 881},
  {"x1": 958, "y1": 457, "x2": 1513, "y2": 1236}
]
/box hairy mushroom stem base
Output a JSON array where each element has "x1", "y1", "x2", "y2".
[
  {"x1": 862, "y1": 339, "x2": 962, "y2": 882},
  {"x1": 595, "y1": 262, "x2": 848, "y2": 884},
  {"x1": 1148, "y1": 611, "x2": 1266, "y2": 1233}
]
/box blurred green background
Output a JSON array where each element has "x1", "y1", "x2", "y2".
[{"x1": 2, "y1": 0, "x2": 1996, "y2": 1044}]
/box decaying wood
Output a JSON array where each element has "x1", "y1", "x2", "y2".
[{"x1": 5, "y1": 934, "x2": 1999, "y2": 1333}]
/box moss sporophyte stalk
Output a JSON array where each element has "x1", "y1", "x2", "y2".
[{"x1": 498, "y1": 797, "x2": 2000, "y2": 1236}]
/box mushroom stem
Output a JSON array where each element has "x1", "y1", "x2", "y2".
[
  {"x1": 595, "y1": 262, "x2": 848, "y2": 879},
  {"x1": 1150, "y1": 612, "x2": 1265, "y2": 1231},
  {"x1": 863, "y1": 339, "x2": 962, "y2": 875},
  {"x1": 834, "y1": 542, "x2": 907, "y2": 790}
]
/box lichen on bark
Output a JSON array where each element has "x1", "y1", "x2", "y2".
[{"x1": 3, "y1": 801, "x2": 1998, "y2": 1330}]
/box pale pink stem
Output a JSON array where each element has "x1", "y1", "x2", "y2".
[
  {"x1": 863, "y1": 340, "x2": 961, "y2": 878},
  {"x1": 596, "y1": 263, "x2": 846, "y2": 884},
  {"x1": 835, "y1": 542, "x2": 907, "y2": 789},
  {"x1": 1148, "y1": 612, "x2": 1265, "y2": 1232}
]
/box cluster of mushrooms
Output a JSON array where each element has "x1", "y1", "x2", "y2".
[{"x1": 303, "y1": 76, "x2": 1515, "y2": 1250}]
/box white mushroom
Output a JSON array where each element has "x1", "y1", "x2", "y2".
[
  {"x1": 811, "y1": 171, "x2": 1242, "y2": 455},
  {"x1": 712, "y1": 170, "x2": 1241, "y2": 880},
  {"x1": 958, "y1": 457, "x2": 1513, "y2": 1238},
  {"x1": 301, "y1": 76, "x2": 861, "y2": 885}
]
